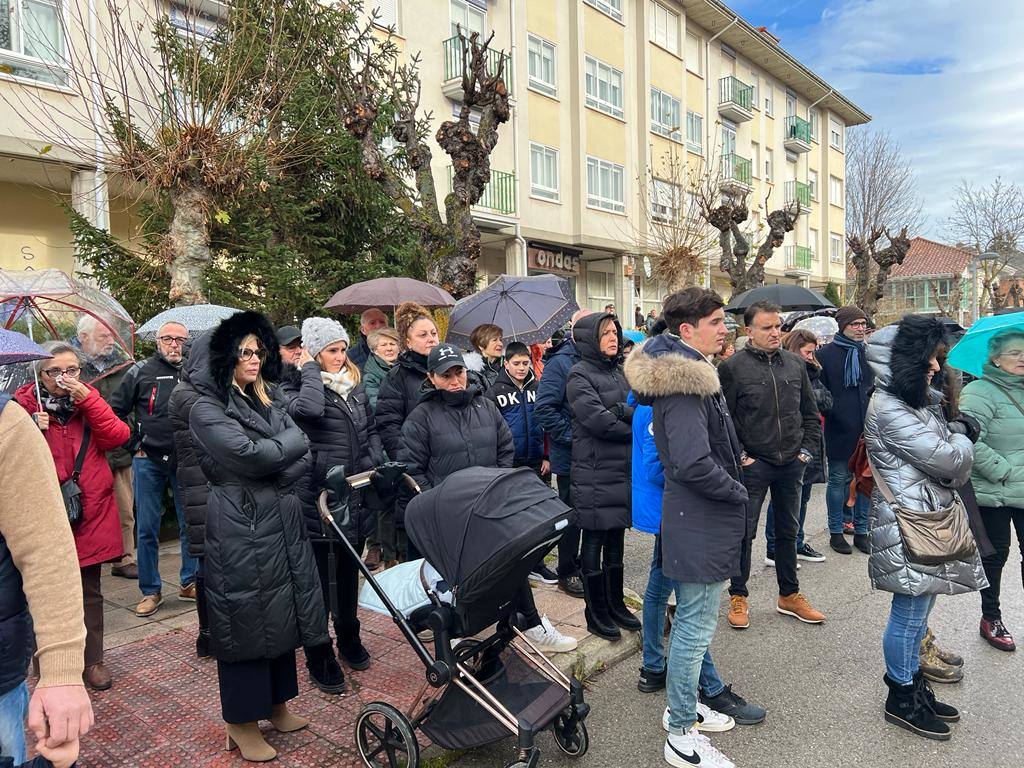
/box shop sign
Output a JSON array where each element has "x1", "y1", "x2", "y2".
[{"x1": 528, "y1": 247, "x2": 580, "y2": 275}]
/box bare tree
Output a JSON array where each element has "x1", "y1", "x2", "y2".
[
  {"x1": 925, "y1": 277, "x2": 965, "y2": 321},
  {"x1": 848, "y1": 227, "x2": 912, "y2": 319},
  {"x1": 846, "y1": 127, "x2": 925, "y2": 242}
]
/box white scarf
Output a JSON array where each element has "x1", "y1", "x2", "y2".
[{"x1": 321, "y1": 368, "x2": 357, "y2": 400}]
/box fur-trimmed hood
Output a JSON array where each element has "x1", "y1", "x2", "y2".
[
  {"x1": 192, "y1": 310, "x2": 283, "y2": 401},
  {"x1": 867, "y1": 315, "x2": 948, "y2": 410},
  {"x1": 624, "y1": 334, "x2": 720, "y2": 400}
]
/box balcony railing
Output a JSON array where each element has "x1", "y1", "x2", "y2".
[
  {"x1": 784, "y1": 116, "x2": 812, "y2": 145},
  {"x1": 719, "y1": 76, "x2": 754, "y2": 111},
  {"x1": 443, "y1": 36, "x2": 513, "y2": 94},
  {"x1": 448, "y1": 166, "x2": 517, "y2": 216},
  {"x1": 785, "y1": 245, "x2": 813, "y2": 271},
  {"x1": 784, "y1": 180, "x2": 811, "y2": 210},
  {"x1": 721, "y1": 153, "x2": 752, "y2": 188}
]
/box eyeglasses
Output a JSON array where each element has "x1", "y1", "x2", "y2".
[
  {"x1": 238, "y1": 348, "x2": 267, "y2": 362},
  {"x1": 846, "y1": 321, "x2": 869, "y2": 329},
  {"x1": 158, "y1": 335, "x2": 188, "y2": 346},
  {"x1": 41, "y1": 366, "x2": 80, "y2": 379},
  {"x1": 998, "y1": 349, "x2": 1024, "y2": 359}
]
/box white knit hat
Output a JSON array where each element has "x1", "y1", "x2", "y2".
[{"x1": 301, "y1": 317, "x2": 349, "y2": 358}]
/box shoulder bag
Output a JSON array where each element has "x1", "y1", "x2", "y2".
[{"x1": 61, "y1": 427, "x2": 91, "y2": 528}]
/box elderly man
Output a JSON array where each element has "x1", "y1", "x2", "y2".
[
  {"x1": 347, "y1": 308, "x2": 388, "y2": 369},
  {"x1": 110, "y1": 322, "x2": 196, "y2": 618}
]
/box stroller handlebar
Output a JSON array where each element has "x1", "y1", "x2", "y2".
[{"x1": 316, "y1": 463, "x2": 419, "y2": 529}]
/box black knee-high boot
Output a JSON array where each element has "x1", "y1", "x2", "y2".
[
  {"x1": 583, "y1": 571, "x2": 620, "y2": 640},
  {"x1": 604, "y1": 564, "x2": 642, "y2": 631}
]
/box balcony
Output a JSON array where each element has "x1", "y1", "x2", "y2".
[
  {"x1": 718, "y1": 76, "x2": 754, "y2": 123},
  {"x1": 442, "y1": 36, "x2": 513, "y2": 100},
  {"x1": 447, "y1": 166, "x2": 517, "y2": 217},
  {"x1": 784, "y1": 180, "x2": 812, "y2": 213},
  {"x1": 784, "y1": 116, "x2": 812, "y2": 153},
  {"x1": 720, "y1": 153, "x2": 752, "y2": 195},
  {"x1": 785, "y1": 245, "x2": 813, "y2": 275}
]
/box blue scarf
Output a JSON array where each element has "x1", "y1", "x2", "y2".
[{"x1": 831, "y1": 332, "x2": 864, "y2": 388}]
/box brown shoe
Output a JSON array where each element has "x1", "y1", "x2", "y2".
[
  {"x1": 111, "y1": 562, "x2": 138, "y2": 579},
  {"x1": 270, "y1": 703, "x2": 309, "y2": 733},
  {"x1": 364, "y1": 546, "x2": 382, "y2": 571},
  {"x1": 135, "y1": 593, "x2": 162, "y2": 618},
  {"x1": 179, "y1": 583, "x2": 197, "y2": 602},
  {"x1": 727, "y1": 595, "x2": 749, "y2": 629},
  {"x1": 777, "y1": 592, "x2": 825, "y2": 624},
  {"x1": 920, "y1": 635, "x2": 964, "y2": 683},
  {"x1": 923, "y1": 628, "x2": 963, "y2": 667},
  {"x1": 84, "y1": 663, "x2": 112, "y2": 691},
  {"x1": 225, "y1": 722, "x2": 276, "y2": 762}
]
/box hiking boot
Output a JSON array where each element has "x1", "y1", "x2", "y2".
[
  {"x1": 178, "y1": 583, "x2": 197, "y2": 602},
  {"x1": 529, "y1": 564, "x2": 559, "y2": 585},
  {"x1": 777, "y1": 593, "x2": 825, "y2": 624},
  {"x1": 727, "y1": 596, "x2": 749, "y2": 629},
  {"x1": 914, "y1": 671, "x2": 959, "y2": 722},
  {"x1": 853, "y1": 533, "x2": 871, "y2": 554},
  {"x1": 605, "y1": 564, "x2": 642, "y2": 631},
  {"x1": 700, "y1": 684, "x2": 767, "y2": 725},
  {"x1": 797, "y1": 543, "x2": 826, "y2": 562},
  {"x1": 664, "y1": 727, "x2": 735, "y2": 768},
  {"x1": 582, "y1": 570, "x2": 620, "y2": 640},
  {"x1": 638, "y1": 666, "x2": 666, "y2": 693},
  {"x1": 135, "y1": 593, "x2": 162, "y2": 618},
  {"x1": 662, "y1": 705, "x2": 735, "y2": 733},
  {"x1": 83, "y1": 663, "x2": 112, "y2": 691},
  {"x1": 920, "y1": 636, "x2": 963, "y2": 683},
  {"x1": 558, "y1": 574, "x2": 584, "y2": 598},
  {"x1": 829, "y1": 533, "x2": 853, "y2": 554},
  {"x1": 883, "y1": 673, "x2": 950, "y2": 741},
  {"x1": 305, "y1": 644, "x2": 346, "y2": 694},
  {"x1": 111, "y1": 562, "x2": 138, "y2": 579},
  {"x1": 980, "y1": 618, "x2": 1017, "y2": 652},
  {"x1": 923, "y1": 628, "x2": 963, "y2": 666},
  {"x1": 523, "y1": 615, "x2": 578, "y2": 653},
  {"x1": 364, "y1": 546, "x2": 382, "y2": 571}
]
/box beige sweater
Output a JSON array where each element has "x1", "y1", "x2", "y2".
[{"x1": 0, "y1": 402, "x2": 86, "y2": 688}]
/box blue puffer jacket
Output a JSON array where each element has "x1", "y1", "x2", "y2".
[
  {"x1": 487, "y1": 367, "x2": 545, "y2": 467},
  {"x1": 629, "y1": 391, "x2": 663, "y2": 535},
  {"x1": 535, "y1": 339, "x2": 579, "y2": 476}
]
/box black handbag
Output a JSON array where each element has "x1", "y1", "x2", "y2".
[{"x1": 61, "y1": 427, "x2": 91, "y2": 528}]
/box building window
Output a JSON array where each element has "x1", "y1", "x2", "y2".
[
  {"x1": 650, "y1": 178, "x2": 681, "y2": 222},
  {"x1": 527, "y1": 34, "x2": 557, "y2": 97},
  {"x1": 530, "y1": 142, "x2": 559, "y2": 201},
  {"x1": 751, "y1": 142, "x2": 760, "y2": 178},
  {"x1": 829, "y1": 118, "x2": 845, "y2": 150},
  {"x1": 372, "y1": 0, "x2": 399, "y2": 30},
  {"x1": 584, "y1": 0, "x2": 622, "y2": 22},
  {"x1": 808, "y1": 108, "x2": 820, "y2": 141},
  {"x1": 749, "y1": 71, "x2": 759, "y2": 109},
  {"x1": 932, "y1": 278, "x2": 952, "y2": 306},
  {"x1": 830, "y1": 175, "x2": 844, "y2": 205},
  {"x1": 903, "y1": 281, "x2": 923, "y2": 310},
  {"x1": 585, "y1": 56, "x2": 624, "y2": 119},
  {"x1": 809, "y1": 228, "x2": 819, "y2": 259},
  {"x1": 586, "y1": 156, "x2": 626, "y2": 213},
  {"x1": 685, "y1": 32, "x2": 702, "y2": 75},
  {"x1": 0, "y1": 0, "x2": 68, "y2": 86},
  {"x1": 830, "y1": 233, "x2": 844, "y2": 264},
  {"x1": 765, "y1": 148, "x2": 774, "y2": 182},
  {"x1": 450, "y1": 0, "x2": 486, "y2": 37},
  {"x1": 685, "y1": 110, "x2": 703, "y2": 154},
  {"x1": 808, "y1": 169, "x2": 818, "y2": 200},
  {"x1": 763, "y1": 81, "x2": 773, "y2": 116},
  {"x1": 650, "y1": 87, "x2": 682, "y2": 141},
  {"x1": 649, "y1": 2, "x2": 679, "y2": 54},
  {"x1": 586, "y1": 268, "x2": 614, "y2": 310}
]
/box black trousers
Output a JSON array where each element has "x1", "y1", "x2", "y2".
[
  {"x1": 80, "y1": 564, "x2": 103, "y2": 667},
  {"x1": 312, "y1": 536, "x2": 363, "y2": 648},
  {"x1": 556, "y1": 473, "x2": 582, "y2": 577},
  {"x1": 581, "y1": 528, "x2": 625, "y2": 573},
  {"x1": 980, "y1": 506, "x2": 1024, "y2": 621},
  {"x1": 218, "y1": 651, "x2": 297, "y2": 723},
  {"x1": 731, "y1": 458, "x2": 805, "y2": 598},
  {"x1": 195, "y1": 559, "x2": 209, "y2": 636}
]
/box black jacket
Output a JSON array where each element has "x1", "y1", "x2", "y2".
[
  {"x1": 567, "y1": 313, "x2": 632, "y2": 531},
  {"x1": 168, "y1": 335, "x2": 212, "y2": 559},
  {"x1": 804, "y1": 363, "x2": 833, "y2": 485},
  {"x1": 487, "y1": 367, "x2": 545, "y2": 467},
  {"x1": 109, "y1": 352, "x2": 183, "y2": 466},
  {"x1": 534, "y1": 339, "x2": 579, "y2": 476},
  {"x1": 187, "y1": 311, "x2": 327, "y2": 663},
  {"x1": 282, "y1": 361, "x2": 385, "y2": 540},
  {"x1": 398, "y1": 384, "x2": 514, "y2": 493},
  {"x1": 349, "y1": 335, "x2": 371, "y2": 370},
  {"x1": 374, "y1": 350, "x2": 430, "y2": 458},
  {"x1": 718, "y1": 345, "x2": 821, "y2": 466},
  {"x1": 625, "y1": 335, "x2": 748, "y2": 583},
  {"x1": 816, "y1": 337, "x2": 874, "y2": 461}
]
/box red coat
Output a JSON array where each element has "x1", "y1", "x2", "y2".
[{"x1": 14, "y1": 383, "x2": 130, "y2": 568}]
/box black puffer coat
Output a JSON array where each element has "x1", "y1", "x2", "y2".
[
  {"x1": 168, "y1": 333, "x2": 213, "y2": 559},
  {"x1": 398, "y1": 384, "x2": 514, "y2": 492},
  {"x1": 188, "y1": 311, "x2": 328, "y2": 663},
  {"x1": 374, "y1": 350, "x2": 430, "y2": 458},
  {"x1": 566, "y1": 313, "x2": 632, "y2": 530},
  {"x1": 805, "y1": 362, "x2": 833, "y2": 486},
  {"x1": 281, "y1": 361, "x2": 385, "y2": 540}
]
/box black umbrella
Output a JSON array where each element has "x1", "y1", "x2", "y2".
[{"x1": 725, "y1": 285, "x2": 835, "y2": 315}]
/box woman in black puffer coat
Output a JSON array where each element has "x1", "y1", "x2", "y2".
[
  {"x1": 567, "y1": 312, "x2": 637, "y2": 641},
  {"x1": 189, "y1": 311, "x2": 328, "y2": 762},
  {"x1": 284, "y1": 317, "x2": 385, "y2": 676}
]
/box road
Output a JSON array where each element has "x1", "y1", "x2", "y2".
[{"x1": 452, "y1": 487, "x2": 1024, "y2": 768}]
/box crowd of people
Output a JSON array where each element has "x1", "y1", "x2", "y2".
[{"x1": 0, "y1": 286, "x2": 1022, "y2": 767}]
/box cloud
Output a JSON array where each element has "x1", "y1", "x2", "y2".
[{"x1": 854, "y1": 57, "x2": 954, "y2": 76}]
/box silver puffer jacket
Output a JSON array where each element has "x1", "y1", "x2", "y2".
[{"x1": 863, "y1": 325, "x2": 987, "y2": 596}]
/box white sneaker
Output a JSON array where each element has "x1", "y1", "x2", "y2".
[
  {"x1": 664, "y1": 727, "x2": 735, "y2": 768},
  {"x1": 764, "y1": 554, "x2": 800, "y2": 569},
  {"x1": 662, "y1": 704, "x2": 735, "y2": 733},
  {"x1": 523, "y1": 615, "x2": 578, "y2": 653}
]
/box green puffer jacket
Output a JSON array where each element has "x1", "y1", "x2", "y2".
[{"x1": 960, "y1": 364, "x2": 1024, "y2": 509}]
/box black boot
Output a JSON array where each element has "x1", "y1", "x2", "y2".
[
  {"x1": 638, "y1": 666, "x2": 666, "y2": 693},
  {"x1": 582, "y1": 571, "x2": 620, "y2": 640},
  {"x1": 829, "y1": 533, "x2": 853, "y2": 554},
  {"x1": 913, "y1": 671, "x2": 960, "y2": 722},
  {"x1": 338, "y1": 636, "x2": 371, "y2": 671},
  {"x1": 305, "y1": 643, "x2": 346, "y2": 694},
  {"x1": 604, "y1": 564, "x2": 642, "y2": 631},
  {"x1": 854, "y1": 533, "x2": 871, "y2": 554},
  {"x1": 196, "y1": 630, "x2": 211, "y2": 658},
  {"x1": 883, "y1": 674, "x2": 950, "y2": 740}
]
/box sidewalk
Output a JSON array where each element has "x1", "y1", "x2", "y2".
[{"x1": 42, "y1": 543, "x2": 637, "y2": 767}]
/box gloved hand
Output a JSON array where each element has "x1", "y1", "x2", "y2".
[{"x1": 948, "y1": 413, "x2": 981, "y2": 443}]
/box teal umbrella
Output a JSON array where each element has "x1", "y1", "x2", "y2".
[{"x1": 947, "y1": 311, "x2": 1024, "y2": 378}]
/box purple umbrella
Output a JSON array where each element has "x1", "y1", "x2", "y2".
[
  {"x1": 324, "y1": 277, "x2": 456, "y2": 314},
  {"x1": 0, "y1": 327, "x2": 50, "y2": 366}
]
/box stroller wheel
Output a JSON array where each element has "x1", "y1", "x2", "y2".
[
  {"x1": 356, "y1": 702, "x2": 420, "y2": 768},
  {"x1": 551, "y1": 710, "x2": 590, "y2": 758}
]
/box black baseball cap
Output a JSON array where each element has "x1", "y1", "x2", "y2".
[
  {"x1": 277, "y1": 325, "x2": 301, "y2": 346},
  {"x1": 428, "y1": 344, "x2": 466, "y2": 374}
]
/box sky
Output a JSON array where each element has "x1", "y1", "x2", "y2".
[{"x1": 726, "y1": 0, "x2": 1024, "y2": 239}]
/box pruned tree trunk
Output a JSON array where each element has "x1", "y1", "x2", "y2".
[
  {"x1": 848, "y1": 227, "x2": 911, "y2": 319},
  {"x1": 167, "y1": 186, "x2": 212, "y2": 306}
]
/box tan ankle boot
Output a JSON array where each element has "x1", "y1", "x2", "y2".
[
  {"x1": 225, "y1": 722, "x2": 277, "y2": 762},
  {"x1": 270, "y1": 703, "x2": 309, "y2": 733}
]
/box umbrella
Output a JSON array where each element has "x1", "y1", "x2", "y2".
[
  {"x1": 324, "y1": 277, "x2": 456, "y2": 314},
  {"x1": 136, "y1": 304, "x2": 241, "y2": 341},
  {"x1": 725, "y1": 285, "x2": 835, "y2": 315},
  {"x1": 444, "y1": 274, "x2": 579, "y2": 348},
  {"x1": 947, "y1": 313, "x2": 1024, "y2": 378},
  {"x1": 0, "y1": 328, "x2": 50, "y2": 366},
  {"x1": 792, "y1": 315, "x2": 840, "y2": 344}
]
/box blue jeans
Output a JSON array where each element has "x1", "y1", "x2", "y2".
[
  {"x1": 765, "y1": 482, "x2": 814, "y2": 552},
  {"x1": 883, "y1": 593, "x2": 937, "y2": 685},
  {"x1": 826, "y1": 457, "x2": 869, "y2": 534},
  {"x1": 641, "y1": 538, "x2": 725, "y2": 698},
  {"x1": 134, "y1": 456, "x2": 196, "y2": 596},
  {"x1": 665, "y1": 580, "x2": 727, "y2": 733},
  {"x1": 0, "y1": 681, "x2": 28, "y2": 763}
]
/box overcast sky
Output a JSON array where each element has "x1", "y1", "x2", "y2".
[{"x1": 727, "y1": 0, "x2": 1024, "y2": 239}]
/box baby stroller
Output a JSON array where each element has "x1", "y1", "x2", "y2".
[{"x1": 318, "y1": 464, "x2": 590, "y2": 768}]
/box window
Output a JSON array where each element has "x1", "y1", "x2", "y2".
[
  {"x1": 932, "y1": 279, "x2": 952, "y2": 306},
  {"x1": 585, "y1": 56, "x2": 624, "y2": 119},
  {"x1": 763, "y1": 81, "x2": 773, "y2": 116},
  {"x1": 685, "y1": 32, "x2": 702, "y2": 75},
  {"x1": 751, "y1": 142, "x2": 760, "y2": 177},
  {"x1": 649, "y1": 2, "x2": 679, "y2": 54},
  {"x1": 585, "y1": 0, "x2": 622, "y2": 22},
  {"x1": 0, "y1": 0, "x2": 68, "y2": 85},
  {"x1": 586, "y1": 268, "x2": 614, "y2": 310},
  {"x1": 530, "y1": 143, "x2": 559, "y2": 201},
  {"x1": 903, "y1": 281, "x2": 923, "y2": 310},
  {"x1": 527, "y1": 34, "x2": 557, "y2": 97},
  {"x1": 764, "y1": 148, "x2": 774, "y2": 182},
  {"x1": 650, "y1": 179, "x2": 681, "y2": 222},
  {"x1": 809, "y1": 228, "x2": 819, "y2": 259},
  {"x1": 450, "y1": 0, "x2": 486, "y2": 37},
  {"x1": 685, "y1": 110, "x2": 703, "y2": 154},
  {"x1": 373, "y1": 0, "x2": 399, "y2": 30},
  {"x1": 586, "y1": 156, "x2": 625, "y2": 213},
  {"x1": 749, "y1": 72, "x2": 759, "y2": 109},
  {"x1": 808, "y1": 169, "x2": 818, "y2": 200},
  {"x1": 808, "y1": 108, "x2": 820, "y2": 141},
  {"x1": 829, "y1": 118, "x2": 845, "y2": 150},
  {"x1": 830, "y1": 233, "x2": 844, "y2": 264},
  {"x1": 829, "y1": 175, "x2": 844, "y2": 205},
  {"x1": 650, "y1": 87, "x2": 681, "y2": 140},
  {"x1": 786, "y1": 93, "x2": 796, "y2": 117}
]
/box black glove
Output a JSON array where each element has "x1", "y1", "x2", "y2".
[
  {"x1": 949, "y1": 413, "x2": 981, "y2": 443},
  {"x1": 620, "y1": 404, "x2": 635, "y2": 424}
]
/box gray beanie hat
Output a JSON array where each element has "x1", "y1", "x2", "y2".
[{"x1": 301, "y1": 317, "x2": 350, "y2": 359}]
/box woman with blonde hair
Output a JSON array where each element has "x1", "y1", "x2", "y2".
[{"x1": 362, "y1": 326, "x2": 401, "y2": 410}]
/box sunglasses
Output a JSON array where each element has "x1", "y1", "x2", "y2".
[{"x1": 238, "y1": 347, "x2": 267, "y2": 362}]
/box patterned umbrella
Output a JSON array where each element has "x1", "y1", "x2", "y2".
[
  {"x1": 324, "y1": 277, "x2": 456, "y2": 314},
  {"x1": 0, "y1": 328, "x2": 50, "y2": 366},
  {"x1": 793, "y1": 315, "x2": 840, "y2": 344},
  {"x1": 136, "y1": 304, "x2": 241, "y2": 341}
]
